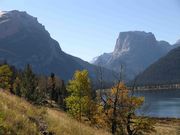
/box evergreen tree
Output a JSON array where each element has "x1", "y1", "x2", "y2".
[
  {"x1": 48, "y1": 73, "x2": 68, "y2": 108},
  {"x1": 50, "y1": 73, "x2": 56, "y2": 102},
  {"x1": 21, "y1": 64, "x2": 39, "y2": 102},
  {"x1": 13, "y1": 76, "x2": 22, "y2": 96},
  {"x1": 0, "y1": 65, "x2": 13, "y2": 90},
  {"x1": 59, "y1": 80, "x2": 68, "y2": 110},
  {"x1": 37, "y1": 76, "x2": 48, "y2": 103}
]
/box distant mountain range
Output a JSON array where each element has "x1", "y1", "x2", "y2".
[
  {"x1": 0, "y1": 10, "x2": 114, "y2": 82},
  {"x1": 1, "y1": 10, "x2": 180, "y2": 85},
  {"x1": 92, "y1": 31, "x2": 179, "y2": 80}
]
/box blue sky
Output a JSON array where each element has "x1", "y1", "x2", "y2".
[{"x1": 0, "y1": 0, "x2": 180, "y2": 61}]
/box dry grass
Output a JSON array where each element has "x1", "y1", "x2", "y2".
[
  {"x1": 0, "y1": 90, "x2": 45, "y2": 135},
  {"x1": 149, "y1": 119, "x2": 180, "y2": 135},
  {"x1": 0, "y1": 90, "x2": 110, "y2": 135},
  {"x1": 46, "y1": 108, "x2": 110, "y2": 135}
]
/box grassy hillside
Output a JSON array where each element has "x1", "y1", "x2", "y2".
[
  {"x1": 0, "y1": 90, "x2": 180, "y2": 135},
  {"x1": 46, "y1": 109, "x2": 110, "y2": 135},
  {"x1": 0, "y1": 90, "x2": 43, "y2": 135},
  {"x1": 0, "y1": 90, "x2": 110, "y2": 135}
]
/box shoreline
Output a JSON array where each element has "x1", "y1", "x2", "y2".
[
  {"x1": 150, "y1": 117, "x2": 180, "y2": 135},
  {"x1": 130, "y1": 83, "x2": 180, "y2": 91},
  {"x1": 149, "y1": 117, "x2": 180, "y2": 120},
  {"x1": 133, "y1": 88, "x2": 180, "y2": 91}
]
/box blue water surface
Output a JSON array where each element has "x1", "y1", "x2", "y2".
[{"x1": 135, "y1": 89, "x2": 180, "y2": 118}]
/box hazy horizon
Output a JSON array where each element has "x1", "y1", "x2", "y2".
[{"x1": 0, "y1": 0, "x2": 180, "y2": 61}]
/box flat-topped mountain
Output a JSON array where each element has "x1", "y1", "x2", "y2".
[
  {"x1": 92, "y1": 31, "x2": 175, "y2": 80},
  {"x1": 0, "y1": 10, "x2": 114, "y2": 82}
]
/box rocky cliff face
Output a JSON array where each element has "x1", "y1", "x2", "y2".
[
  {"x1": 113, "y1": 31, "x2": 156, "y2": 57},
  {"x1": 93, "y1": 31, "x2": 174, "y2": 80},
  {"x1": 0, "y1": 10, "x2": 114, "y2": 82},
  {"x1": 175, "y1": 39, "x2": 180, "y2": 44}
]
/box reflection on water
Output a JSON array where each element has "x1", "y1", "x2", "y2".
[{"x1": 135, "y1": 89, "x2": 180, "y2": 118}]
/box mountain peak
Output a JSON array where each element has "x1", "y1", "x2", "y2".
[
  {"x1": 119, "y1": 31, "x2": 154, "y2": 36},
  {"x1": 0, "y1": 10, "x2": 47, "y2": 39},
  {"x1": 0, "y1": 11, "x2": 6, "y2": 16},
  {"x1": 0, "y1": 10, "x2": 61, "y2": 58},
  {"x1": 0, "y1": 10, "x2": 36, "y2": 21},
  {"x1": 113, "y1": 31, "x2": 156, "y2": 56},
  {"x1": 92, "y1": 31, "x2": 172, "y2": 80}
]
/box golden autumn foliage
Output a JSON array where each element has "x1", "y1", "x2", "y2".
[
  {"x1": 65, "y1": 70, "x2": 92, "y2": 120},
  {"x1": 94, "y1": 82, "x2": 155, "y2": 135}
]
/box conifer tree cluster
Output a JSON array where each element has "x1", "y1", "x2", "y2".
[{"x1": 0, "y1": 63, "x2": 67, "y2": 107}]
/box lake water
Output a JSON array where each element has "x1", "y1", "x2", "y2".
[{"x1": 135, "y1": 89, "x2": 180, "y2": 118}]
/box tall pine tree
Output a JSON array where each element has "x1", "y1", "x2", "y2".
[{"x1": 21, "y1": 64, "x2": 38, "y2": 102}]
